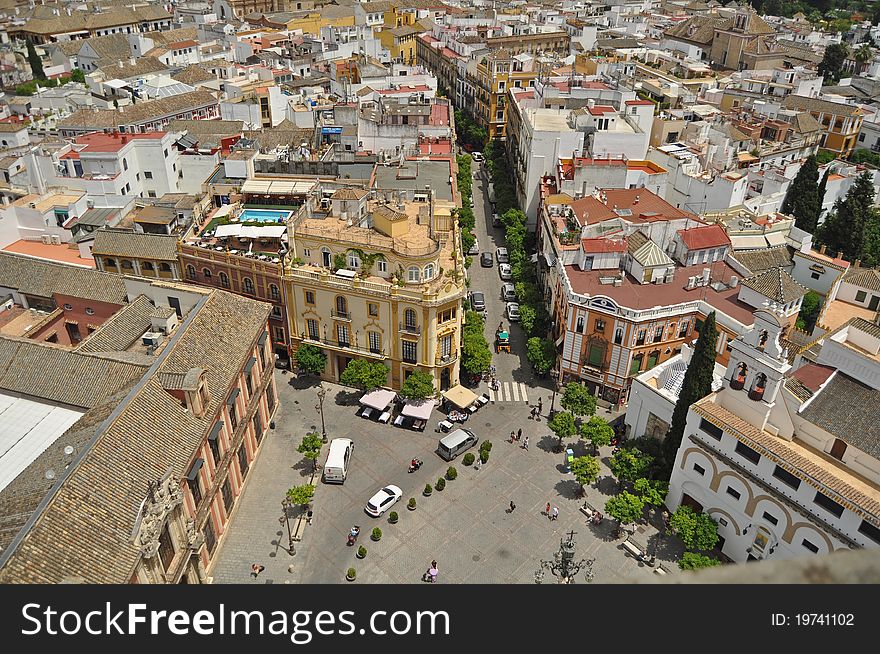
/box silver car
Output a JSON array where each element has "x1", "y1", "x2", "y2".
[
  {"x1": 506, "y1": 302, "x2": 521, "y2": 322},
  {"x1": 498, "y1": 263, "x2": 512, "y2": 280},
  {"x1": 501, "y1": 283, "x2": 516, "y2": 301},
  {"x1": 496, "y1": 247, "x2": 509, "y2": 263}
]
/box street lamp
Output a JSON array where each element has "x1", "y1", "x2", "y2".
[
  {"x1": 316, "y1": 386, "x2": 327, "y2": 443},
  {"x1": 535, "y1": 530, "x2": 595, "y2": 584},
  {"x1": 548, "y1": 373, "x2": 562, "y2": 417},
  {"x1": 280, "y1": 498, "x2": 296, "y2": 556}
]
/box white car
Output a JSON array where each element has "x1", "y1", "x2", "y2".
[
  {"x1": 506, "y1": 302, "x2": 521, "y2": 322},
  {"x1": 471, "y1": 152, "x2": 484, "y2": 162},
  {"x1": 365, "y1": 485, "x2": 403, "y2": 517},
  {"x1": 499, "y1": 263, "x2": 512, "y2": 280}
]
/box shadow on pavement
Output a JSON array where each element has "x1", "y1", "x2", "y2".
[
  {"x1": 554, "y1": 479, "x2": 581, "y2": 500},
  {"x1": 537, "y1": 435, "x2": 557, "y2": 453}
]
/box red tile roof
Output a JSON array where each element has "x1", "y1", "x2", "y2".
[
  {"x1": 581, "y1": 237, "x2": 627, "y2": 254},
  {"x1": 625, "y1": 100, "x2": 655, "y2": 106},
  {"x1": 63, "y1": 131, "x2": 166, "y2": 155},
  {"x1": 790, "y1": 362, "x2": 836, "y2": 393},
  {"x1": 570, "y1": 188, "x2": 699, "y2": 226},
  {"x1": 587, "y1": 105, "x2": 616, "y2": 115},
  {"x1": 677, "y1": 224, "x2": 731, "y2": 250}
]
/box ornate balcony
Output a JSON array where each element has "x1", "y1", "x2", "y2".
[{"x1": 400, "y1": 322, "x2": 421, "y2": 335}]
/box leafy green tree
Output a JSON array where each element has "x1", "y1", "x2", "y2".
[
  {"x1": 14, "y1": 81, "x2": 38, "y2": 96},
  {"x1": 796, "y1": 291, "x2": 822, "y2": 332},
  {"x1": 663, "y1": 311, "x2": 718, "y2": 469},
  {"x1": 286, "y1": 484, "x2": 315, "y2": 507},
  {"x1": 781, "y1": 155, "x2": 820, "y2": 232},
  {"x1": 297, "y1": 432, "x2": 323, "y2": 472},
  {"x1": 633, "y1": 478, "x2": 668, "y2": 507},
  {"x1": 580, "y1": 415, "x2": 614, "y2": 454},
  {"x1": 463, "y1": 309, "x2": 485, "y2": 335},
  {"x1": 816, "y1": 171, "x2": 878, "y2": 263},
  {"x1": 518, "y1": 304, "x2": 537, "y2": 335},
  {"x1": 549, "y1": 410, "x2": 577, "y2": 449},
  {"x1": 295, "y1": 343, "x2": 327, "y2": 375},
  {"x1": 70, "y1": 68, "x2": 86, "y2": 83},
  {"x1": 819, "y1": 42, "x2": 848, "y2": 83},
  {"x1": 669, "y1": 505, "x2": 720, "y2": 551},
  {"x1": 560, "y1": 382, "x2": 597, "y2": 418},
  {"x1": 570, "y1": 456, "x2": 601, "y2": 488},
  {"x1": 27, "y1": 41, "x2": 45, "y2": 80},
  {"x1": 609, "y1": 446, "x2": 654, "y2": 488},
  {"x1": 678, "y1": 552, "x2": 721, "y2": 571},
  {"x1": 399, "y1": 369, "x2": 435, "y2": 400},
  {"x1": 339, "y1": 358, "x2": 389, "y2": 391},
  {"x1": 604, "y1": 491, "x2": 646, "y2": 532},
  {"x1": 461, "y1": 332, "x2": 492, "y2": 374},
  {"x1": 526, "y1": 336, "x2": 556, "y2": 375}
]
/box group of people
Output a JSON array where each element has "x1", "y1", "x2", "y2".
[
  {"x1": 529, "y1": 398, "x2": 543, "y2": 420},
  {"x1": 544, "y1": 503, "x2": 559, "y2": 521},
  {"x1": 508, "y1": 428, "x2": 530, "y2": 450},
  {"x1": 447, "y1": 409, "x2": 469, "y2": 422}
]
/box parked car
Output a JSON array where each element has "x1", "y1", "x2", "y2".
[
  {"x1": 469, "y1": 291, "x2": 486, "y2": 311},
  {"x1": 470, "y1": 152, "x2": 484, "y2": 162},
  {"x1": 437, "y1": 429, "x2": 479, "y2": 461},
  {"x1": 365, "y1": 485, "x2": 403, "y2": 517},
  {"x1": 496, "y1": 247, "x2": 509, "y2": 263},
  {"x1": 498, "y1": 263, "x2": 512, "y2": 280},
  {"x1": 480, "y1": 251, "x2": 493, "y2": 267},
  {"x1": 492, "y1": 213, "x2": 502, "y2": 227},
  {"x1": 506, "y1": 302, "x2": 521, "y2": 322},
  {"x1": 467, "y1": 240, "x2": 480, "y2": 255},
  {"x1": 501, "y1": 283, "x2": 517, "y2": 301}
]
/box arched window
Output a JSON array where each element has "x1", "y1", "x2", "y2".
[
  {"x1": 749, "y1": 373, "x2": 767, "y2": 401},
  {"x1": 335, "y1": 296, "x2": 348, "y2": 318},
  {"x1": 243, "y1": 277, "x2": 255, "y2": 294},
  {"x1": 321, "y1": 247, "x2": 332, "y2": 267},
  {"x1": 122, "y1": 158, "x2": 128, "y2": 171},
  {"x1": 104, "y1": 258, "x2": 117, "y2": 268},
  {"x1": 186, "y1": 265, "x2": 196, "y2": 279},
  {"x1": 347, "y1": 251, "x2": 361, "y2": 269},
  {"x1": 758, "y1": 330, "x2": 768, "y2": 349},
  {"x1": 202, "y1": 268, "x2": 211, "y2": 279},
  {"x1": 407, "y1": 265, "x2": 420, "y2": 282},
  {"x1": 219, "y1": 272, "x2": 229, "y2": 288},
  {"x1": 269, "y1": 284, "x2": 280, "y2": 300},
  {"x1": 404, "y1": 308, "x2": 417, "y2": 332},
  {"x1": 121, "y1": 259, "x2": 134, "y2": 270},
  {"x1": 160, "y1": 263, "x2": 172, "y2": 273},
  {"x1": 423, "y1": 263, "x2": 434, "y2": 280},
  {"x1": 142, "y1": 261, "x2": 154, "y2": 272},
  {"x1": 730, "y1": 362, "x2": 748, "y2": 390},
  {"x1": 630, "y1": 353, "x2": 644, "y2": 375}
]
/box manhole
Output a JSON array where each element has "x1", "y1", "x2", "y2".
[
  {"x1": 472, "y1": 554, "x2": 480, "y2": 562},
  {"x1": 497, "y1": 549, "x2": 511, "y2": 559},
  {"x1": 269, "y1": 552, "x2": 277, "y2": 558},
  {"x1": 485, "y1": 422, "x2": 492, "y2": 427}
]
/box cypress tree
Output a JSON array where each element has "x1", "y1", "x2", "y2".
[
  {"x1": 663, "y1": 312, "x2": 718, "y2": 470},
  {"x1": 781, "y1": 155, "x2": 820, "y2": 233},
  {"x1": 816, "y1": 171, "x2": 877, "y2": 262},
  {"x1": 26, "y1": 40, "x2": 45, "y2": 81}
]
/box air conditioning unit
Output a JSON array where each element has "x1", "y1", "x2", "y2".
[
  {"x1": 50, "y1": 235, "x2": 61, "y2": 245},
  {"x1": 141, "y1": 331, "x2": 162, "y2": 347},
  {"x1": 729, "y1": 275, "x2": 739, "y2": 288},
  {"x1": 41, "y1": 234, "x2": 52, "y2": 244}
]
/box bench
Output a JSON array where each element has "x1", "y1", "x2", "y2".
[
  {"x1": 653, "y1": 566, "x2": 668, "y2": 576},
  {"x1": 621, "y1": 539, "x2": 643, "y2": 559},
  {"x1": 378, "y1": 411, "x2": 391, "y2": 424}
]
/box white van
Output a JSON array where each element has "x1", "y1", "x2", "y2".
[
  {"x1": 437, "y1": 428, "x2": 479, "y2": 461},
  {"x1": 323, "y1": 438, "x2": 354, "y2": 483}
]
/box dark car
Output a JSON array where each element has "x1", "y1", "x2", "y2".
[
  {"x1": 480, "y1": 251, "x2": 493, "y2": 267},
  {"x1": 469, "y1": 291, "x2": 486, "y2": 311}
]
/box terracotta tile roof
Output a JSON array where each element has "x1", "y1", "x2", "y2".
[
  {"x1": 782, "y1": 94, "x2": 862, "y2": 118},
  {"x1": 96, "y1": 57, "x2": 169, "y2": 80},
  {"x1": 729, "y1": 245, "x2": 794, "y2": 275},
  {"x1": 75, "y1": 295, "x2": 156, "y2": 354},
  {"x1": 581, "y1": 237, "x2": 626, "y2": 254},
  {"x1": 787, "y1": 362, "x2": 836, "y2": 399},
  {"x1": 794, "y1": 248, "x2": 849, "y2": 270},
  {"x1": 171, "y1": 65, "x2": 217, "y2": 86},
  {"x1": 842, "y1": 267, "x2": 880, "y2": 292},
  {"x1": 58, "y1": 90, "x2": 218, "y2": 131},
  {"x1": 800, "y1": 373, "x2": 880, "y2": 458},
  {"x1": 21, "y1": 7, "x2": 171, "y2": 37},
  {"x1": 694, "y1": 398, "x2": 880, "y2": 520},
  {"x1": 92, "y1": 229, "x2": 179, "y2": 262},
  {"x1": 741, "y1": 267, "x2": 807, "y2": 303},
  {"x1": 0, "y1": 252, "x2": 126, "y2": 304},
  {"x1": 848, "y1": 316, "x2": 880, "y2": 340},
  {"x1": 0, "y1": 290, "x2": 272, "y2": 584},
  {"x1": 331, "y1": 188, "x2": 369, "y2": 200},
  {"x1": 678, "y1": 224, "x2": 731, "y2": 250}
]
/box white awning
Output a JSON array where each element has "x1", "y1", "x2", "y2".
[
  {"x1": 214, "y1": 223, "x2": 242, "y2": 237},
  {"x1": 402, "y1": 399, "x2": 434, "y2": 420},
  {"x1": 442, "y1": 384, "x2": 478, "y2": 409},
  {"x1": 765, "y1": 231, "x2": 786, "y2": 247},
  {"x1": 730, "y1": 234, "x2": 769, "y2": 250},
  {"x1": 359, "y1": 388, "x2": 396, "y2": 411},
  {"x1": 104, "y1": 79, "x2": 128, "y2": 89},
  {"x1": 213, "y1": 203, "x2": 235, "y2": 218}
]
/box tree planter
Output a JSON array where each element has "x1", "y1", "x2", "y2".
[
  {"x1": 371, "y1": 527, "x2": 382, "y2": 541},
  {"x1": 346, "y1": 568, "x2": 356, "y2": 582},
  {"x1": 356, "y1": 546, "x2": 366, "y2": 559},
  {"x1": 407, "y1": 498, "x2": 417, "y2": 511},
  {"x1": 423, "y1": 484, "x2": 433, "y2": 497},
  {"x1": 388, "y1": 512, "x2": 399, "y2": 524}
]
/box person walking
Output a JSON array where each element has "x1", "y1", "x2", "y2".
[
  {"x1": 517, "y1": 428, "x2": 522, "y2": 442},
  {"x1": 509, "y1": 430, "x2": 516, "y2": 443},
  {"x1": 523, "y1": 435, "x2": 530, "y2": 450},
  {"x1": 509, "y1": 500, "x2": 517, "y2": 513},
  {"x1": 251, "y1": 563, "x2": 265, "y2": 578},
  {"x1": 545, "y1": 502, "x2": 551, "y2": 516},
  {"x1": 537, "y1": 398, "x2": 543, "y2": 415},
  {"x1": 551, "y1": 506, "x2": 559, "y2": 521}
]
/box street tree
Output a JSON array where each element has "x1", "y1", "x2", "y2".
[
  {"x1": 399, "y1": 370, "x2": 436, "y2": 400},
  {"x1": 570, "y1": 456, "x2": 601, "y2": 489},
  {"x1": 663, "y1": 312, "x2": 718, "y2": 468},
  {"x1": 604, "y1": 491, "x2": 646, "y2": 535},
  {"x1": 669, "y1": 505, "x2": 720, "y2": 551},
  {"x1": 580, "y1": 415, "x2": 614, "y2": 454},
  {"x1": 526, "y1": 336, "x2": 556, "y2": 375},
  {"x1": 548, "y1": 410, "x2": 577, "y2": 450},
  {"x1": 286, "y1": 484, "x2": 315, "y2": 507},
  {"x1": 560, "y1": 382, "x2": 597, "y2": 418},
  {"x1": 633, "y1": 478, "x2": 669, "y2": 507},
  {"x1": 339, "y1": 358, "x2": 389, "y2": 391},
  {"x1": 297, "y1": 432, "x2": 323, "y2": 472},
  {"x1": 819, "y1": 43, "x2": 848, "y2": 84},
  {"x1": 780, "y1": 155, "x2": 820, "y2": 232},
  {"x1": 295, "y1": 343, "x2": 327, "y2": 375},
  {"x1": 678, "y1": 552, "x2": 721, "y2": 571},
  {"x1": 609, "y1": 446, "x2": 654, "y2": 490},
  {"x1": 461, "y1": 332, "x2": 493, "y2": 375}
]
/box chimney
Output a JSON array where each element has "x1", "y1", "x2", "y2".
[
  {"x1": 854, "y1": 259, "x2": 861, "y2": 268},
  {"x1": 836, "y1": 251, "x2": 843, "y2": 260},
  {"x1": 819, "y1": 244, "x2": 826, "y2": 255},
  {"x1": 702, "y1": 267, "x2": 711, "y2": 285}
]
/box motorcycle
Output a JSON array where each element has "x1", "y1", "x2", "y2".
[
  {"x1": 408, "y1": 459, "x2": 423, "y2": 473},
  {"x1": 347, "y1": 525, "x2": 360, "y2": 546}
]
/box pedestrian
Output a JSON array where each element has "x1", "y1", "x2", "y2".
[
  {"x1": 251, "y1": 563, "x2": 265, "y2": 578},
  {"x1": 510, "y1": 430, "x2": 516, "y2": 443},
  {"x1": 509, "y1": 500, "x2": 516, "y2": 513},
  {"x1": 498, "y1": 322, "x2": 504, "y2": 332},
  {"x1": 545, "y1": 502, "x2": 551, "y2": 516},
  {"x1": 537, "y1": 398, "x2": 543, "y2": 415},
  {"x1": 523, "y1": 435, "x2": 530, "y2": 450},
  {"x1": 517, "y1": 428, "x2": 522, "y2": 441},
  {"x1": 551, "y1": 506, "x2": 559, "y2": 521}
]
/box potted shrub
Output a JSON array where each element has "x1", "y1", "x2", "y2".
[
  {"x1": 423, "y1": 483, "x2": 433, "y2": 497},
  {"x1": 408, "y1": 497, "x2": 417, "y2": 511},
  {"x1": 371, "y1": 527, "x2": 382, "y2": 541},
  {"x1": 446, "y1": 466, "x2": 457, "y2": 481},
  {"x1": 463, "y1": 452, "x2": 475, "y2": 466},
  {"x1": 346, "y1": 567, "x2": 356, "y2": 582},
  {"x1": 388, "y1": 511, "x2": 399, "y2": 524},
  {"x1": 435, "y1": 477, "x2": 446, "y2": 491},
  {"x1": 356, "y1": 545, "x2": 367, "y2": 559}
]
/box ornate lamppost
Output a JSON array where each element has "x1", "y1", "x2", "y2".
[
  {"x1": 280, "y1": 498, "x2": 296, "y2": 556},
  {"x1": 535, "y1": 530, "x2": 595, "y2": 584},
  {"x1": 316, "y1": 385, "x2": 327, "y2": 443}
]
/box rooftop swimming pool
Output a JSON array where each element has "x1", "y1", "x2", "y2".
[{"x1": 239, "y1": 209, "x2": 293, "y2": 223}]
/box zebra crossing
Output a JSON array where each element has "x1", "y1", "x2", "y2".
[{"x1": 487, "y1": 381, "x2": 530, "y2": 403}]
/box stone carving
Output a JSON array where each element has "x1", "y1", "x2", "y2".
[
  {"x1": 185, "y1": 519, "x2": 205, "y2": 550},
  {"x1": 135, "y1": 475, "x2": 183, "y2": 559}
]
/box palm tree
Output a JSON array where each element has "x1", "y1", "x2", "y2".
[{"x1": 855, "y1": 43, "x2": 874, "y2": 73}]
